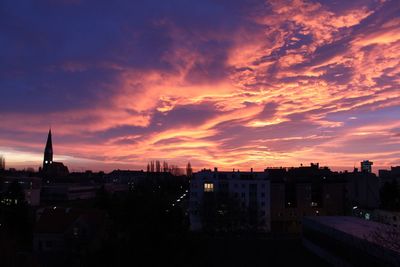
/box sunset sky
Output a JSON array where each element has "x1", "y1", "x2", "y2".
[{"x1": 0, "y1": 0, "x2": 399, "y2": 172}]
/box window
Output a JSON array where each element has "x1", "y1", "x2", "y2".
[
  {"x1": 204, "y1": 183, "x2": 214, "y2": 192},
  {"x1": 261, "y1": 192, "x2": 265, "y2": 197}
]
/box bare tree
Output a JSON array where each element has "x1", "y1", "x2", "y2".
[
  {"x1": 163, "y1": 161, "x2": 169, "y2": 173},
  {"x1": 156, "y1": 160, "x2": 161, "y2": 173},
  {"x1": 186, "y1": 162, "x2": 193, "y2": 177},
  {"x1": 150, "y1": 161, "x2": 155, "y2": 173}
]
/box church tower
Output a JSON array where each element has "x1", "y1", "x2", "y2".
[{"x1": 43, "y1": 129, "x2": 53, "y2": 170}]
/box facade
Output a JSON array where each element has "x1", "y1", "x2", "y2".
[
  {"x1": 379, "y1": 166, "x2": 400, "y2": 183},
  {"x1": 34, "y1": 207, "x2": 107, "y2": 265},
  {"x1": 344, "y1": 169, "x2": 380, "y2": 210},
  {"x1": 105, "y1": 170, "x2": 146, "y2": 189},
  {"x1": 189, "y1": 168, "x2": 271, "y2": 232},
  {"x1": 104, "y1": 170, "x2": 148, "y2": 193},
  {"x1": 0, "y1": 176, "x2": 41, "y2": 206},
  {"x1": 302, "y1": 216, "x2": 400, "y2": 267},
  {"x1": 268, "y1": 164, "x2": 347, "y2": 233},
  {"x1": 361, "y1": 160, "x2": 373, "y2": 173},
  {"x1": 41, "y1": 184, "x2": 100, "y2": 202}
]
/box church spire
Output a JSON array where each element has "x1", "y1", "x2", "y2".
[{"x1": 43, "y1": 129, "x2": 53, "y2": 170}]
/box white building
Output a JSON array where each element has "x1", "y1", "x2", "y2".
[{"x1": 189, "y1": 168, "x2": 271, "y2": 232}]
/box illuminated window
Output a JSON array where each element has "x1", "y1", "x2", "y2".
[
  {"x1": 311, "y1": 202, "x2": 318, "y2": 207},
  {"x1": 204, "y1": 183, "x2": 214, "y2": 192}
]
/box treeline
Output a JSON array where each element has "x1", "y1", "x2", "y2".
[{"x1": 146, "y1": 160, "x2": 193, "y2": 177}]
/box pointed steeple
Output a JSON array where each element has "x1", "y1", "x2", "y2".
[{"x1": 43, "y1": 129, "x2": 53, "y2": 170}]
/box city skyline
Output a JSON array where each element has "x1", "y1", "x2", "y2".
[{"x1": 1, "y1": 0, "x2": 399, "y2": 171}]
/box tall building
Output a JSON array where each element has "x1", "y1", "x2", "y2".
[
  {"x1": 41, "y1": 129, "x2": 69, "y2": 179},
  {"x1": 0, "y1": 155, "x2": 5, "y2": 170},
  {"x1": 267, "y1": 164, "x2": 347, "y2": 233},
  {"x1": 43, "y1": 129, "x2": 53, "y2": 171},
  {"x1": 189, "y1": 168, "x2": 271, "y2": 232},
  {"x1": 361, "y1": 160, "x2": 373, "y2": 173}
]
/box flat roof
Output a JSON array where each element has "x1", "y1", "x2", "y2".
[
  {"x1": 304, "y1": 216, "x2": 399, "y2": 253},
  {"x1": 306, "y1": 216, "x2": 382, "y2": 238}
]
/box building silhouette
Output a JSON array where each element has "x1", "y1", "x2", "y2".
[
  {"x1": 43, "y1": 129, "x2": 53, "y2": 172},
  {"x1": 41, "y1": 129, "x2": 69, "y2": 179},
  {"x1": 361, "y1": 160, "x2": 373, "y2": 173}
]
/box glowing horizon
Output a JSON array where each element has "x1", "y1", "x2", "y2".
[{"x1": 0, "y1": 0, "x2": 399, "y2": 172}]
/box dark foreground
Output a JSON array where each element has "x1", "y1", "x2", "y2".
[{"x1": 84, "y1": 234, "x2": 328, "y2": 267}]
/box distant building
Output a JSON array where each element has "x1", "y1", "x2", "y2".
[
  {"x1": 267, "y1": 164, "x2": 347, "y2": 233},
  {"x1": 41, "y1": 183, "x2": 100, "y2": 202},
  {"x1": 0, "y1": 155, "x2": 5, "y2": 170},
  {"x1": 103, "y1": 170, "x2": 147, "y2": 193},
  {"x1": 41, "y1": 129, "x2": 69, "y2": 179},
  {"x1": 379, "y1": 166, "x2": 400, "y2": 183},
  {"x1": 344, "y1": 168, "x2": 380, "y2": 210},
  {"x1": 33, "y1": 207, "x2": 107, "y2": 265},
  {"x1": 302, "y1": 216, "x2": 400, "y2": 266},
  {"x1": 361, "y1": 160, "x2": 373, "y2": 173},
  {"x1": 0, "y1": 176, "x2": 41, "y2": 206},
  {"x1": 189, "y1": 168, "x2": 271, "y2": 232},
  {"x1": 105, "y1": 170, "x2": 146, "y2": 186}
]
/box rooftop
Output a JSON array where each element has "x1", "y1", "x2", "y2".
[
  {"x1": 304, "y1": 216, "x2": 399, "y2": 253},
  {"x1": 305, "y1": 216, "x2": 381, "y2": 238}
]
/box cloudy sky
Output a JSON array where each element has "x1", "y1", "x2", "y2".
[{"x1": 0, "y1": 0, "x2": 399, "y2": 172}]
